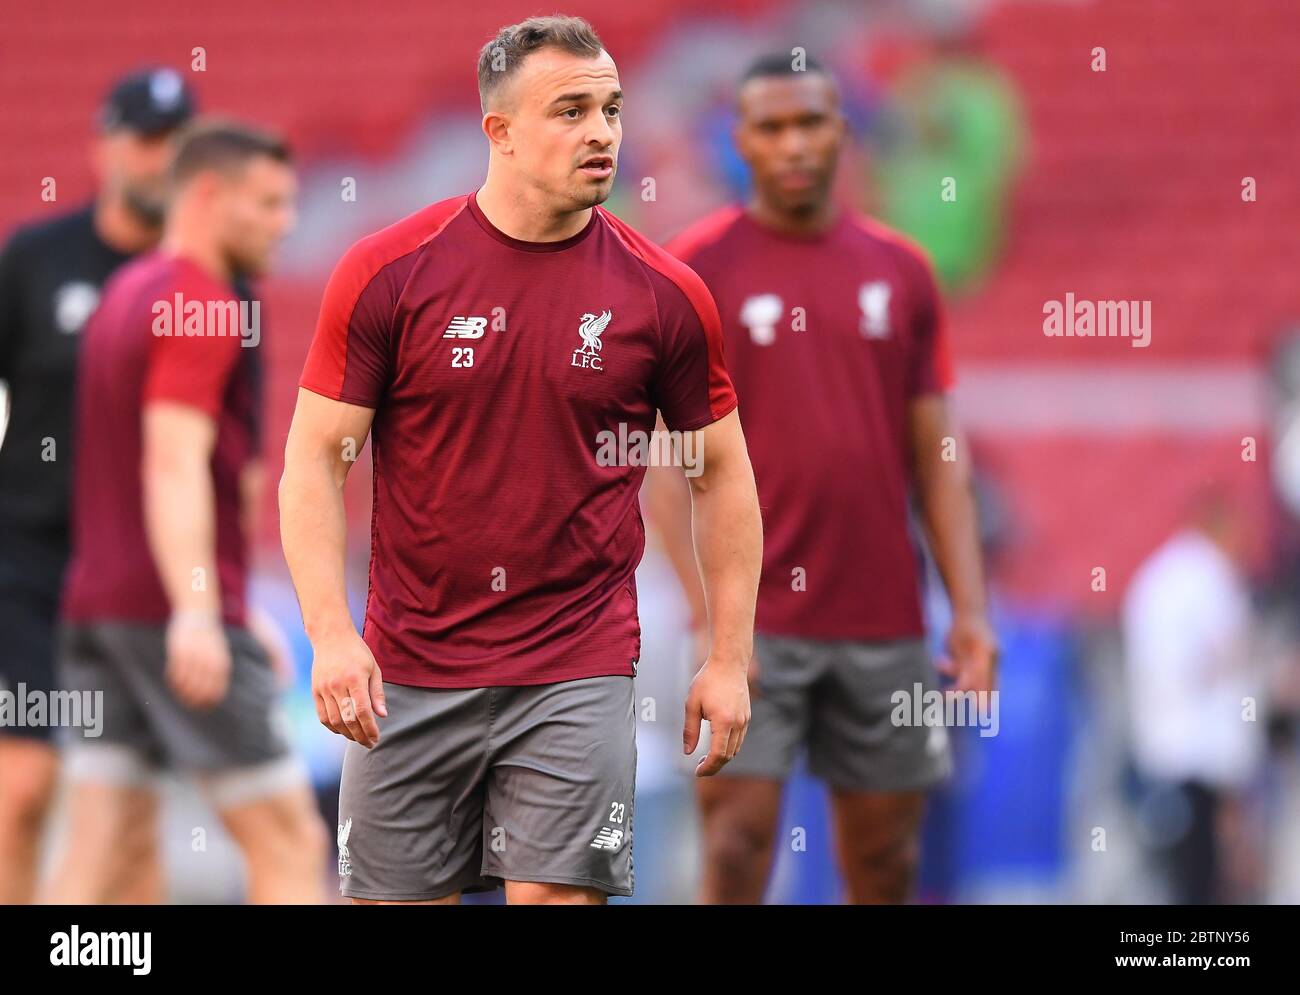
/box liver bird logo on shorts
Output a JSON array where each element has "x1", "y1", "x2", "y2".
[
  {"x1": 337, "y1": 818, "x2": 352, "y2": 877},
  {"x1": 571, "y1": 309, "x2": 611, "y2": 372}
]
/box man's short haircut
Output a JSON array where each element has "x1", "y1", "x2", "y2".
[
  {"x1": 476, "y1": 15, "x2": 606, "y2": 114},
  {"x1": 738, "y1": 51, "x2": 832, "y2": 88},
  {"x1": 168, "y1": 119, "x2": 291, "y2": 188}
]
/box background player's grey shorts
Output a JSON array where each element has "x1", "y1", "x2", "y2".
[
  {"x1": 337, "y1": 675, "x2": 635, "y2": 902},
  {"x1": 719, "y1": 633, "x2": 953, "y2": 792},
  {"x1": 58, "y1": 622, "x2": 296, "y2": 795}
]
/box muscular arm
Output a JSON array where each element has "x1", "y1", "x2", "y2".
[
  {"x1": 909, "y1": 393, "x2": 997, "y2": 692},
  {"x1": 686, "y1": 410, "x2": 763, "y2": 669},
  {"x1": 666, "y1": 409, "x2": 763, "y2": 775},
  {"x1": 280, "y1": 388, "x2": 372, "y2": 640},
  {"x1": 143, "y1": 402, "x2": 221, "y2": 617},
  {"x1": 279, "y1": 386, "x2": 386, "y2": 746},
  {"x1": 143, "y1": 401, "x2": 231, "y2": 707}
]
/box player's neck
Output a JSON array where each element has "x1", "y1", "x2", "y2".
[
  {"x1": 746, "y1": 197, "x2": 838, "y2": 238},
  {"x1": 160, "y1": 216, "x2": 231, "y2": 283},
  {"x1": 93, "y1": 196, "x2": 161, "y2": 255},
  {"x1": 474, "y1": 176, "x2": 592, "y2": 243}
]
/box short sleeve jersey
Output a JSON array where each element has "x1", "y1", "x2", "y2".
[
  {"x1": 63, "y1": 252, "x2": 258, "y2": 626},
  {"x1": 300, "y1": 192, "x2": 737, "y2": 687},
  {"x1": 666, "y1": 207, "x2": 954, "y2": 641}
]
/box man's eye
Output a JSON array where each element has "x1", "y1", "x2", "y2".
[
  {"x1": 562, "y1": 108, "x2": 581, "y2": 119},
  {"x1": 606, "y1": 105, "x2": 621, "y2": 118}
]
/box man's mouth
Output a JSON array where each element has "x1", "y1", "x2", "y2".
[
  {"x1": 579, "y1": 156, "x2": 614, "y2": 179},
  {"x1": 777, "y1": 169, "x2": 817, "y2": 191}
]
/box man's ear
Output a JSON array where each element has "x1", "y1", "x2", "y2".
[
  {"x1": 482, "y1": 109, "x2": 513, "y2": 155},
  {"x1": 732, "y1": 119, "x2": 754, "y2": 167},
  {"x1": 183, "y1": 170, "x2": 225, "y2": 213}
]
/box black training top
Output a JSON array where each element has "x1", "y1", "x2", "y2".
[{"x1": 0, "y1": 204, "x2": 133, "y2": 544}]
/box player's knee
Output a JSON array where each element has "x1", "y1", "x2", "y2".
[
  {"x1": 293, "y1": 805, "x2": 330, "y2": 867},
  {"x1": 704, "y1": 813, "x2": 774, "y2": 875},
  {"x1": 269, "y1": 794, "x2": 329, "y2": 870},
  {"x1": 844, "y1": 832, "x2": 920, "y2": 897},
  {"x1": 507, "y1": 880, "x2": 604, "y2": 905},
  {"x1": 0, "y1": 754, "x2": 58, "y2": 829},
  {"x1": 222, "y1": 788, "x2": 326, "y2": 869},
  {"x1": 109, "y1": 813, "x2": 159, "y2": 871}
]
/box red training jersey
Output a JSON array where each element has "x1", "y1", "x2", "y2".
[
  {"x1": 63, "y1": 252, "x2": 259, "y2": 626},
  {"x1": 666, "y1": 206, "x2": 954, "y2": 641},
  {"x1": 300, "y1": 192, "x2": 737, "y2": 688}
]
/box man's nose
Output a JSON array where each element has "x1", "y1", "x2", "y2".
[
  {"x1": 586, "y1": 114, "x2": 615, "y2": 149},
  {"x1": 778, "y1": 127, "x2": 808, "y2": 158}
]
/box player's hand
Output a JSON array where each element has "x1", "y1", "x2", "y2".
[
  {"x1": 939, "y1": 611, "x2": 998, "y2": 695},
  {"x1": 689, "y1": 628, "x2": 762, "y2": 696},
  {"x1": 165, "y1": 612, "x2": 232, "y2": 710},
  {"x1": 683, "y1": 656, "x2": 751, "y2": 776},
  {"x1": 311, "y1": 629, "x2": 387, "y2": 748}
]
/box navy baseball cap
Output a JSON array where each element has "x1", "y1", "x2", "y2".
[{"x1": 99, "y1": 67, "x2": 196, "y2": 135}]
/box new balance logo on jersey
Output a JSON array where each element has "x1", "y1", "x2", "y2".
[
  {"x1": 337, "y1": 818, "x2": 352, "y2": 877},
  {"x1": 590, "y1": 826, "x2": 624, "y2": 851},
  {"x1": 859, "y1": 281, "x2": 892, "y2": 339},
  {"x1": 443, "y1": 316, "x2": 488, "y2": 339},
  {"x1": 571, "y1": 310, "x2": 611, "y2": 371}
]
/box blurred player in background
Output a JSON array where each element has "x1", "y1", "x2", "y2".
[
  {"x1": 647, "y1": 54, "x2": 997, "y2": 904},
  {"x1": 0, "y1": 68, "x2": 194, "y2": 903},
  {"x1": 280, "y1": 14, "x2": 761, "y2": 905},
  {"x1": 44, "y1": 121, "x2": 326, "y2": 904},
  {"x1": 1122, "y1": 488, "x2": 1265, "y2": 903}
]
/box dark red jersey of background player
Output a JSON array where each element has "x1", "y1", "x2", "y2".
[
  {"x1": 667, "y1": 207, "x2": 955, "y2": 642},
  {"x1": 300, "y1": 192, "x2": 736, "y2": 687},
  {"x1": 63, "y1": 253, "x2": 259, "y2": 627}
]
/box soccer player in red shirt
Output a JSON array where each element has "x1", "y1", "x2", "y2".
[
  {"x1": 48, "y1": 122, "x2": 327, "y2": 903},
  {"x1": 647, "y1": 54, "x2": 998, "y2": 904},
  {"x1": 0, "y1": 68, "x2": 195, "y2": 905},
  {"x1": 280, "y1": 15, "x2": 762, "y2": 905}
]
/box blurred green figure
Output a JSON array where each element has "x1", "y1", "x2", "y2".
[{"x1": 874, "y1": 33, "x2": 1024, "y2": 295}]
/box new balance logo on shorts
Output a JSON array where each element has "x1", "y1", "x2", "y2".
[
  {"x1": 589, "y1": 826, "x2": 624, "y2": 851},
  {"x1": 443, "y1": 316, "x2": 487, "y2": 338}
]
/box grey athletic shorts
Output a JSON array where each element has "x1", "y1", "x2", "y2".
[
  {"x1": 718, "y1": 633, "x2": 953, "y2": 792},
  {"x1": 337, "y1": 675, "x2": 636, "y2": 902},
  {"x1": 58, "y1": 622, "x2": 297, "y2": 795}
]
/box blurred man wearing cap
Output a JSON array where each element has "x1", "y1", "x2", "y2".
[
  {"x1": 45, "y1": 120, "x2": 326, "y2": 905},
  {"x1": 0, "y1": 66, "x2": 193, "y2": 903}
]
